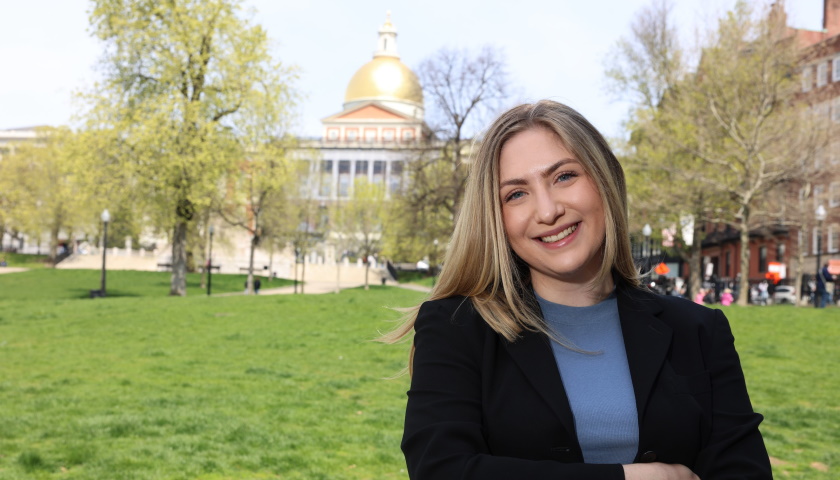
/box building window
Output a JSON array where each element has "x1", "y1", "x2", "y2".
[
  {"x1": 382, "y1": 129, "x2": 395, "y2": 142},
  {"x1": 365, "y1": 129, "x2": 377, "y2": 143},
  {"x1": 320, "y1": 160, "x2": 333, "y2": 197},
  {"x1": 831, "y1": 182, "x2": 840, "y2": 207},
  {"x1": 355, "y1": 160, "x2": 368, "y2": 176},
  {"x1": 834, "y1": 56, "x2": 840, "y2": 82},
  {"x1": 803, "y1": 66, "x2": 813, "y2": 92},
  {"x1": 346, "y1": 129, "x2": 358, "y2": 141},
  {"x1": 327, "y1": 129, "x2": 339, "y2": 140},
  {"x1": 829, "y1": 224, "x2": 840, "y2": 253},
  {"x1": 402, "y1": 129, "x2": 414, "y2": 141},
  {"x1": 815, "y1": 185, "x2": 825, "y2": 209},
  {"x1": 338, "y1": 160, "x2": 351, "y2": 197},
  {"x1": 372, "y1": 160, "x2": 385, "y2": 184},
  {"x1": 776, "y1": 243, "x2": 785, "y2": 263},
  {"x1": 817, "y1": 62, "x2": 828, "y2": 87},
  {"x1": 833, "y1": 98, "x2": 840, "y2": 123},
  {"x1": 758, "y1": 246, "x2": 768, "y2": 273}
]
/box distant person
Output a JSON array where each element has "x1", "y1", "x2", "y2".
[
  {"x1": 757, "y1": 280, "x2": 769, "y2": 306},
  {"x1": 693, "y1": 288, "x2": 705, "y2": 305},
  {"x1": 816, "y1": 263, "x2": 834, "y2": 308},
  {"x1": 0, "y1": 257, "x2": 6, "y2": 267},
  {"x1": 383, "y1": 100, "x2": 770, "y2": 479},
  {"x1": 720, "y1": 288, "x2": 734, "y2": 306},
  {"x1": 244, "y1": 278, "x2": 262, "y2": 294}
]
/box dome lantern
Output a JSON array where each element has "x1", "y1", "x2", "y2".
[{"x1": 343, "y1": 13, "x2": 424, "y2": 119}]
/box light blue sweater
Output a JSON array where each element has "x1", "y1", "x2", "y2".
[{"x1": 536, "y1": 292, "x2": 639, "y2": 464}]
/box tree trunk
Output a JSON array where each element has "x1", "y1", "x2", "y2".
[
  {"x1": 364, "y1": 261, "x2": 370, "y2": 290},
  {"x1": 301, "y1": 257, "x2": 306, "y2": 294},
  {"x1": 335, "y1": 260, "x2": 341, "y2": 294},
  {"x1": 200, "y1": 211, "x2": 210, "y2": 289},
  {"x1": 736, "y1": 218, "x2": 751, "y2": 306},
  {"x1": 688, "y1": 227, "x2": 702, "y2": 302},
  {"x1": 246, "y1": 232, "x2": 257, "y2": 294},
  {"x1": 170, "y1": 219, "x2": 189, "y2": 296}
]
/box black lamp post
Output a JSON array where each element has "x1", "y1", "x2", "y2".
[
  {"x1": 100, "y1": 209, "x2": 110, "y2": 297},
  {"x1": 815, "y1": 205, "x2": 826, "y2": 308},
  {"x1": 207, "y1": 225, "x2": 215, "y2": 297}
]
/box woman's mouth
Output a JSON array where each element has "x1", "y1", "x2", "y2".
[{"x1": 540, "y1": 223, "x2": 578, "y2": 243}]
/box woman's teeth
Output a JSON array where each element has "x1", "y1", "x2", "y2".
[{"x1": 541, "y1": 224, "x2": 578, "y2": 243}]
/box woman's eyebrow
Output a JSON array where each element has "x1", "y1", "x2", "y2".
[{"x1": 499, "y1": 158, "x2": 577, "y2": 188}]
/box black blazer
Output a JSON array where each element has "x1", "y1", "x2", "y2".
[{"x1": 402, "y1": 284, "x2": 772, "y2": 479}]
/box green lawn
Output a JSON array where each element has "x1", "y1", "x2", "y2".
[
  {"x1": 0, "y1": 253, "x2": 51, "y2": 270},
  {"x1": 0, "y1": 270, "x2": 836, "y2": 479}
]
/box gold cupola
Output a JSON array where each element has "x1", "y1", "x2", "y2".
[{"x1": 343, "y1": 12, "x2": 424, "y2": 119}]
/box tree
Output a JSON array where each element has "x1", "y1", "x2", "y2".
[
  {"x1": 0, "y1": 127, "x2": 101, "y2": 262},
  {"x1": 333, "y1": 178, "x2": 387, "y2": 290},
  {"x1": 385, "y1": 46, "x2": 510, "y2": 262},
  {"x1": 217, "y1": 79, "x2": 298, "y2": 294},
  {"x1": 609, "y1": 1, "x2": 821, "y2": 304},
  {"x1": 86, "y1": 0, "x2": 295, "y2": 295}
]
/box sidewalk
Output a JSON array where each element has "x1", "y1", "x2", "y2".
[
  {"x1": 0, "y1": 267, "x2": 28, "y2": 274},
  {"x1": 217, "y1": 279, "x2": 431, "y2": 296}
]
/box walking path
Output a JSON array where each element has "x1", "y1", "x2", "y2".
[
  {"x1": 218, "y1": 279, "x2": 431, "y2": 296},
  {"x1": 0, "y1": 267, "x2": 28, "y2": 274},
  {"x1": 0, "y1": 266, "x2": 432, "y2": 295}
]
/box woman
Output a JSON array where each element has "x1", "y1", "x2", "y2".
[{"x1": 383, "y1": 101, "x2": 771, "y2": 479}]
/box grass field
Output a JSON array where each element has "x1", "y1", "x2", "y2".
[{"x1": 0, "y1": 269, "x2": 837, "y2": 479}]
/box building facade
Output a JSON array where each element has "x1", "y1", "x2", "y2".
[
  {"x1": 698, "y1": 0, "x2": 840, "y2": 293},
  {"x1": 300, "y1": 13, "x2": 427, "y2": 202}
]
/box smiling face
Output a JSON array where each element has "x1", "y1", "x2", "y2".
[{"x1": 498, "y1": 126, "x2": 608, "y2": 301}]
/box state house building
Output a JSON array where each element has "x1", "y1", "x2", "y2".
[{"x1": 300, "y1": 13, "x2": 429, "y2": 201}]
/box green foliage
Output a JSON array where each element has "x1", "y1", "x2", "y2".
[
  {"x1": 0, "y1": 127, "x2": 101, "y2": 260},
  {"x1": 84, "y1": 0, "x2": 298, "y2": 295},
  {"x1": 332, "y1": 178, "x2": 387, "y2": 287}
]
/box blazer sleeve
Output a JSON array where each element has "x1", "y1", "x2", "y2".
[
  {"x1": 693, "y1": 309, "x2": 772, "y2": 479},
  {"x1": 401, "y1": 299, "x2": 624, "y2": 480}
]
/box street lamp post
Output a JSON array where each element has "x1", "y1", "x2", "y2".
[
  {"x1": 815, "y1": 205, "x2": 827, "y2": 308},
  {"x1": 642, "y1": 223, "x2": 652, "y2": 274},
  {"x1": 207, "y1": 225, "x2": 215, "y2": 296},
  {"x1": 100, "y1": 209, "x2": 110, "y2": 297}
]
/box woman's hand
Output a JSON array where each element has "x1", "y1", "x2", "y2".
[{"x1": 623, "y1": 463, "x2": 700, "y2": 480}]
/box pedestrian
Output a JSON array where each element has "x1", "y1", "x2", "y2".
[
  {"x1": 382, "y1": 100, "x2": 770, "y2": 479},
  {"x1": 720, "y1": 288, "x2": 734, "y2": 306},
  {"x1": 816, "y1": 263, "x2": 834, "y2": 308},
  {"x1": 758, "y1": 280, "x2": 769, "y2": 306}
]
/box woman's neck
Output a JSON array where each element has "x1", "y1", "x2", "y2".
[{"x1": 532, "y1": 275, "x2": 615, "y2": 307}]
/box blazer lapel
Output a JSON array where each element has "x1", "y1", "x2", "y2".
[
  {"x1": 616, "y1": 286, "x2": 673, "y2": 425},
  {"x1": 503, "y1": 329, "x2": 578, "y2": 438}
]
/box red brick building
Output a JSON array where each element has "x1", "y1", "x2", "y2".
[{"x1": 699, "y1": 1, "x2": 840, "y2": 291}]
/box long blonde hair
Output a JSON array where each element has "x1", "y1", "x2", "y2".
[{"x1": 381, "y1": 100, "x2": 639, "y2": 363}]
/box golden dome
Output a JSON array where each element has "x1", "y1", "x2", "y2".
[{"x1": 344, "y1": 56, "x2": 423, "y2": 106}]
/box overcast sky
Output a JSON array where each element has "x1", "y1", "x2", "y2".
[{"x1": 0, "y1": 0, "x2": 824, "y2": 140}]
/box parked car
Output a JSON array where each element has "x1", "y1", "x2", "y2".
[{"x1": 772, "y1": 285, "x2": 797, "y2": 304}]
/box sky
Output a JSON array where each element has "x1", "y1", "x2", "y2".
[{"x1": 0, "y1": 0, "x2": 825, "y2": 140}]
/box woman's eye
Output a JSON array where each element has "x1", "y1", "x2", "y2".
[
  {"x1": 505, "y1": 191, "x2": 525, "y2": 202},
  {"x1": 556, "y1": 171, "x2": 578, "y2": 183}
]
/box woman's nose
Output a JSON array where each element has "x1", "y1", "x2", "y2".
[{"x1": 535, "y1": 188, "x2": 563, "y2": 224}]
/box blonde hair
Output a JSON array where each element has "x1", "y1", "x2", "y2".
[{"x1": 381, "y1": 100, "x2": 639, "y2": 364}]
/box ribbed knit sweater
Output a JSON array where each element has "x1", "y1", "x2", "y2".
[{"x1": 536, "y1": 291, "x2": 639, "y2": 464}]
